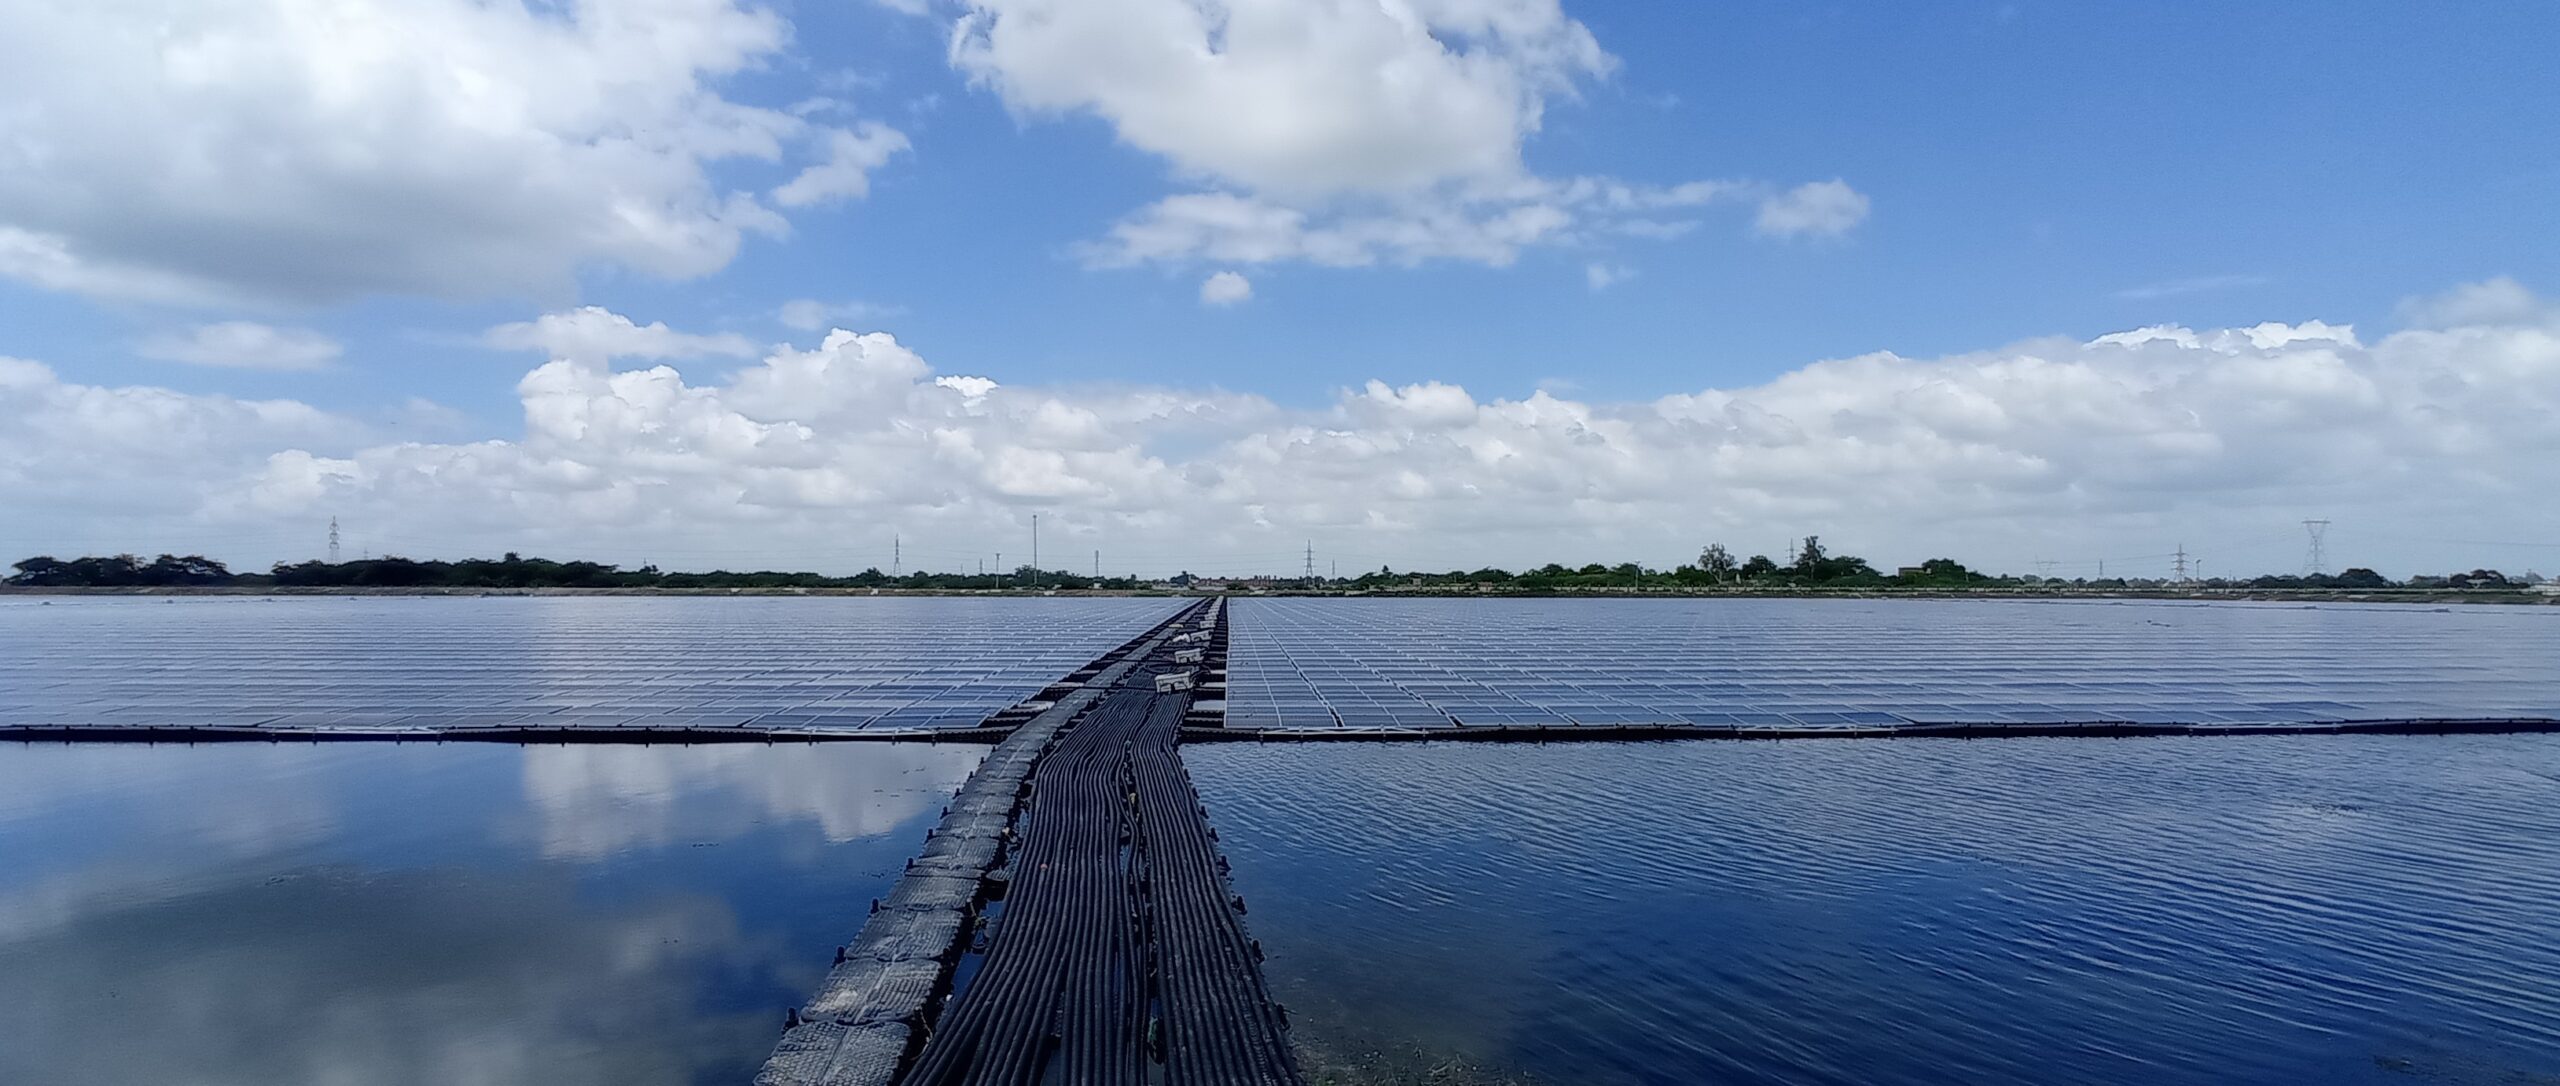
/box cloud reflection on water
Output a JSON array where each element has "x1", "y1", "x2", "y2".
[
  {"x1": 0, "y1": 741, "x2": 982, "y2": 1085},
  {"x1": 519, "y1": 742, "x2": 982, "y2": 859}
]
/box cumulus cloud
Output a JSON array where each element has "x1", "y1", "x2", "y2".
[
  {"x1": 926, "y1": 0, "x2": 1862, "y2": 270},
  {"x1": 486, "y1": 307, "x2": 760, "y2": 367},
  {"x1": 8, "y1": 283, "x2": 2556, "y2": 577},
  {"x1": 0, "y1": 0, "x2": 907, "y2": 306},
  {"x1": 948, "y1": 0, "x2": 1609, "y2": 198},
  {"x1": 1200, "y1": 270, "x2": 1254, "y2": 306},
  {"x1": 2398, "y1": 276, "x2": 2539, "y2": 329},
  {"x1": 136, "y1": 322, "x2": 342, "y2": 371},
  {"x1": 0, "y1": 355, "x2": 362, "y2": 531},
  {"x1": 1753, "y1": 179, "x2": 1871, "y2": 239}
]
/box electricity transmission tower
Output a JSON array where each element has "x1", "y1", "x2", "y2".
[
  {"x1": 2172, "y1": 544, "x2": 2188, "y2": 583},
  {"x1": 1303, "y1": 541, "x2": 1316, "y2": 581},
  {"x1": 2303, "y1": 519, "x2": 2332, "y2": 576},
  {"x1": 328, "y1": 517, "x2": 341, "y2": 563}
]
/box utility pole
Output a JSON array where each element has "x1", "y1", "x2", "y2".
[
  {"x1": 995, "y1": 552, "x2": 1002, "y2": 588},
  {"x1": 1093, "y1": 550, "x2": 1100, "y2": 580},
  {"x1": 327, "y1": 516, "x2": 341, "y2": 564},
  {"x1": 2303, "y1": 519, "x2": 2331, "y2": 576},
  {"x1": 893, "y1": 534, "x2": 901, "y2": 578},
  {"x1": 1031, "y1": 514, "x2": 1040, "y2": 590}
]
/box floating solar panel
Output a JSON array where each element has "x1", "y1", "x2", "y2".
[
  {"x1": 0, "y1": 596, "x2": 1183, "y2": 736},
  {"x1": 1223, "y1": 598, "x2": 2560, "y2": 733}
]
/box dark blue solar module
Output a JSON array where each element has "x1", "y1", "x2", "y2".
[
  {"x1": 0, "y1": 596, "x2": 1183, "y2": 735},
  {"x1": 1223, "y1": 598, "x2": 2560, "y2": 732}
]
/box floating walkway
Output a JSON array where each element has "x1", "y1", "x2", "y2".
[{"x1": 761, "y1": 600, "x2": 1301, "y2": 1086}]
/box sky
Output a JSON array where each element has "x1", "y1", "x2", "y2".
[{"x1": 1, "y1": 0, "x2": 2556, "y2": 580}]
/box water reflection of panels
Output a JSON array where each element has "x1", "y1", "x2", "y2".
[
  {"x1": 1222, "y1": 598, "x2": 2560, "y2": 734},
  {"x1": 0, "y1": 596, "x2": 1183, "y2": 736}
]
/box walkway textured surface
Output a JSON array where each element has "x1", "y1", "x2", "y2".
[{"x1": 762, "y1": 601, "x2": 1301, "y2": 1086}]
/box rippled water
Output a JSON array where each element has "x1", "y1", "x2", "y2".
[
  {"x1": 1190, "y1": 736, "x2": 2560, "y2": 1086},
  {"x1": 0, "y1": 741, "x2": 980, "y2": 1086}
]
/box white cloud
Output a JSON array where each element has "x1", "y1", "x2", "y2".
[
  {"x1": 2399, "y1": 276, "x2": 2539, "y2": 329},
  {"x1": 1200, "y1": 270, "x2": 1254, "y2": 306},
  {"x1": 1754, "y1": 179, "x2": 1871, "y2": 239},
  {"x1": 1085, "y1": 177, "x2": 1788, "y2": 269},
  {"x1": 0, "y1": 0, "x2": 906, "y2": 306},
  {"x1": 0, "y1": 356, "x2": 362, "y2": 530},
  {"x1": 12, "y1": 286, "x2": 2556, "y2": 577},
  {"x1": 1585, "y1": 262, "x2": 1633, "y2": 291},
  {"x1": 948, "y1": 0, "x2": 1610, "y2": 199},
  {"x1": 771, "y1": 122, "x2": 914, "y2": 207},
  {"x1": 136, "y1": 322, "x2": 342, "y2": 371},
  {"x1": 486, "y1": 307, "x2": 760, "y2": 367},
  {"x1": 935, "y1": 1, "x2": 1861, "y2": 271}
]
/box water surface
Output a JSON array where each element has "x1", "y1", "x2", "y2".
[
  {"x1": 0, "y1": 741, "x2": 980, "y2": 1085},
  {"x1": 1190, "y1": 735, "x2": 2560, "y2": 1085}
]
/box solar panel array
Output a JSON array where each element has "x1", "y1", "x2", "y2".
[
  {"x1": 1224, "y1": 598, "x2": 2560, "y2": 732},
  {"x1": 0, "y1": 596, "x2": 1182, "y2": 735}
]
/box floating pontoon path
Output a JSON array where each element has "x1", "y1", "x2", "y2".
[{"x1": 761, "y1": 600, "x2": 1301, "y2": 1086}]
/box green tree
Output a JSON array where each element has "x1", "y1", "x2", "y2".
[{"x1": 1698, "y1": 543, "x2": 1736, "y2": 579}]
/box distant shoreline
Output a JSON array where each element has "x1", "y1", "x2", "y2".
[{"x1": 4, "y1": 585, "x2": 2551, "y2": 605}]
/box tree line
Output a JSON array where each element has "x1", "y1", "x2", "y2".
[
  {"x1": 5, "y1": 552, "x2": 1143, "y2": 591},
  {"x1": 4, "y1": 541, "x2": 2534, "y2": 593}
]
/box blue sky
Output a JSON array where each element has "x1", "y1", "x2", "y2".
[{"x1": 1, "y1": 1, "x2": 2556, "y2": 577}]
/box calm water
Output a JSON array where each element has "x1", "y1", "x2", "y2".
[
  {"x1": 1190, "y1": 735, "x2": 2560, "y2": 1086},
  {"x1": 0, "y1": 741, "x2": 980, "y2": 1085}
]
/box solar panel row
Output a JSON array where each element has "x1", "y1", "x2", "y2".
[
  {"x1": 1223, "y1": 597, "x2": 2560, "y2": 732},
  {"x1": 0, "y1": 596, "x2": 1184, "y2": 734}
]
